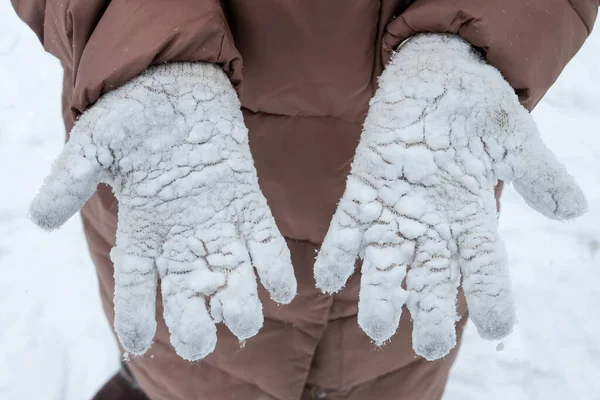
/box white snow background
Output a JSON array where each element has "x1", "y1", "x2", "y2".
[{"x1": 0, "y1": 3, "x2": 598, "y2": 399}]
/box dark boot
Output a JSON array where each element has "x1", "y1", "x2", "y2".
[{"x1": 92, "y1": 363, "x2": 149, "y2": 400}]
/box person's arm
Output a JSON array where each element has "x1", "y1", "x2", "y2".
[
  {"x1": 10, "y1": 0, "x2": 242, "y2": 121},
  {"x1": 382, "y1": 0, "x2": 598, "y2": 110}
]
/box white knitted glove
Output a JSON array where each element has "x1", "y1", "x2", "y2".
[
  {"x1": 314, "y1": 34, "x2": 587, "y2": 360},
  {"x1": 30, "y1": 63, "x2": 297, "y2": 361}
]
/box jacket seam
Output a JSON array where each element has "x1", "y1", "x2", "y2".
[
  {"x1": 567, "y1": 0, "x2": 591, "y2": 34},
  {"x1": 297, "y1": 298, "x2": 335, "y2": 400},
  {"x1": 217, "y1": 29, "x2": 226, "y2": 62},
  {"x1": 341, "y1": 358, "x2": 429, "y2": 394},
  {"x1": 370, "y1": 0, "x2": 383, "y2": 96},
  {"x1": 398, "y1": 14, "x2": 418, "y2": 37},
  {"x1": 202, "y1": 360, "x2": 286, "y2": 400},
  {"x1": 241, "y1": 107, "x2": 367, "y2": 124},
  {"x1": 283, "y1": 235, "x2": 324, "y2": 248},
  {"x1": 215, "y1": 0, "x2": 229, "y2": 63},
  {"x1": 398, "y1": 2, "x2": 592, "y2": 38}
]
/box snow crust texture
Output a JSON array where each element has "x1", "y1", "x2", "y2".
[
  {"x1": 29, "y1": 63, "x2": 297, "y2": 360},
  {"x1": 314, "y1": 34, "x2": 587, "y2": 361}
]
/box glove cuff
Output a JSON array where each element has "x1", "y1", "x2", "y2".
[
  {"x1": 398, "y1": 33, "x2": 485, "y2": 66},
  {"x1": 142, "y1": 62, "x2": 233, "y2": 90}
]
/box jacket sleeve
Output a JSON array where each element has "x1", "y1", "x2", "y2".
[
  {"x1": 382, "y1": 0, "x2": 598, "y2": 110},
  {"x1": 10, "y1": 0, "x2": 242, "y2": 128}
]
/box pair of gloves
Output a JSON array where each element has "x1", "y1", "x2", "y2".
[{"x1": 31, "y1": 34, "x2": 586, "y2": 361}]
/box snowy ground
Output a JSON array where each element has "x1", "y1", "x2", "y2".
[{"x1": 1, "y1": 4, "x2": 598, "y2": 400}]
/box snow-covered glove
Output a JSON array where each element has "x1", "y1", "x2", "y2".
[
  {"x1": 314, "y1": 34, "x2": 587, "y2": 360},
  {"x1": 29, "y1": 63, "x2": 297, "y2": 361}
]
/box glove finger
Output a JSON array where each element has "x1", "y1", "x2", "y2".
[
  {"x1": 357, "y1": 226, "x2": 413, "y2": 344},
  {"x1": 157, "y1": 234, "x2": 223, "y2": 361},
  {"x1": 211, "y1": 258, "x2": 264, "y2": 341},
  {"x1": 406, "y1": 231, "x2": 459, "y2": 361},
  {"x1": 508, "y1": 116, "x2": 587, "y2": 220},
  {"x1": 240, "y1": 196, "x2": 297, "y2": 304},
  {"x1": 162, "y1": 289, "x2": 217, "y2": 361},
  {"x1": 111, "y1": 245, "x2": 158, "y2": 356},
  {"x1": 200, "y1": 225, "x2": 264, "y2": 341},
  {"x1": 29, "y1": 130, "x2": 106, "y2": 230},
  {"x1": 315, "y1": 176, "x2": 379, "y2": 293},
  {"x1": 457, "y1": 214, "x2": 515, "y2": 341}
]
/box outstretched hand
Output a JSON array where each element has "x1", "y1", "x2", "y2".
[
  {"x1": 314, "y1": 34, "x2": 587, "y2": 360},
  {"x1": 30, "y1": 63, "x2": 297, "y2": 360}
]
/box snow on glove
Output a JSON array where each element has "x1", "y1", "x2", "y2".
[
  {"x1": 314, "y1": 34, "x2": 587, "y2": 360},
  {"x1": 29, "y1": 63, "x2": 297, "y2": 361}
]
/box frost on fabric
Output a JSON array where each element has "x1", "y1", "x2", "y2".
[
  {"x1": 314, "y1": 34, "x2": 587, "y2": 361},
  {"x1": 29, "y1": 63, "x2": 297, "y2": 361}
]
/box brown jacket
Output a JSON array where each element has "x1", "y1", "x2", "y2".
[{"x1": 12, "y1": 1, "x2": 597, "y2": 399}]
